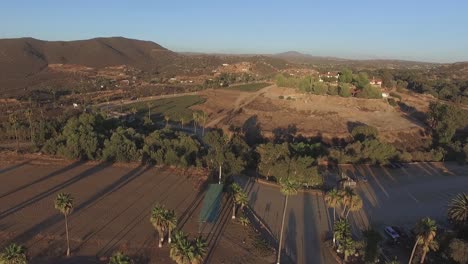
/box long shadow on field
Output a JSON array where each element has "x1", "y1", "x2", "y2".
[
  {"x1": 303, "y1": 193, "x2": 322, "y2": 264},
  {"x1": 178, "y1": 179, "x2": 208, "y2": 230},
  {"x1": 0, "y1": 162, "x2": 110, "y2": 219},
  {"x1": 0, "y1": 160, "x2": 31, "y2": 175},
  {"x1": 73, "y1": 165, "x2": 149, "y2": 216},
  {"x1": 284, "y1": 211, "x2": 297, "y2": 263},
  {"x1": 204, "y1": 194, "x2": 231, "y2": 264},
  {"x1": 95, "y1": 169, "x2": 188, "y2": 257},
  {"x1": 0, "y1": 161, "x2": 84, "y2": 199},
  {"x1": 4, "y1": 163, "x2": 112, "y2": 243}
]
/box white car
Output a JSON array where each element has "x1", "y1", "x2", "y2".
[{"x1": 384, "y1": 226, "x2": 400, "y2": 240}]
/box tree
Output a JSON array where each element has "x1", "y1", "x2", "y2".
[
  {"x1": 0, "y1": 243, "x2": 27, "y2": 264},
  {"x1": 256, "y1": 143, "x2": 290, "y2": 180},
  {"x1": 333, "y1": 219, "x2": 357, "y2": 261},
  {"x1": 233, "y1": 191, "x2": 248, "y2": 219},
  {"x1": 102, "y1": 127, "x2": 142, "y2": 162},
  {"x1": 150, "y1": 205, "x2": 167, "y2": 248},
  {"x1": 109, "y1": 251, "x2": 132, "y2": 264},
  {"x1": 363, "y1": 229, "x2": 383, "y2": 263},
  {"x1": 169, "y1": 231, "x2": 206, "y2": 264},
  {"x1": 130, "y1": 107, "x2": 137, "y2": 118},
  {"x1": 338, "y1": 84, "x2": 352, "y2": 97},
  {"x1": 339, "y1": 187, "x2": 362, "y2": 219},
  {"x1": 351, "y1": 125, "x2": 379, "y2": 141},
  {"x1": 192, "y1": 112, "x2": 199, "y2": 134},
  {"x1": 204, "y1": 130, "x2": 247, "y2": 184},
  {"x1": 49, "y1": 113, "x2": 107, "y2": 160},
  {"x1": 193, "y1": 236, "x2": 207, "y2": 264},
  {"x1": 277, "y1": 177, "x2": 300, "y2": 264},
  {"x1": 449, "y1": 238, "x2": 468, "y2": 264},
  {"x1": 230, "y1": 183, "x2": 242, "y2": 219},
  {"x1": 179, "y1": 116, "x2": 186, "y2": 129},
  {"x1": 8, "y1": 113, "x2": 19, "y2": 153},
  {"x1": 164, "y1": 115, "x2": 170, "y2": 127},
  {"x1": 448, "y1": 193, "x2": 468, "y2": 224},
  {"x1": 409, "y1": 218, "x2": 438, "y2": 264},
  {"x1": 353, "y1": 72, "x2": 370, "y2": 89},
  {"x1": 199, "y1": 112, "x2": 208, "y2": 136},
  {"x1": 339, "y1": 69, "x2": 353, "y2": 83},
  {"x1": 170, "y1": 231, "x2": 193, "y2": 264},
  {"x1": 24, "y1": 109, "x2": 34, "y2": 144},
  {"x1": 166, "y1": 209, "x2": 177, "y2": 244},
  {"x1": 325, "y1": 189, "x2": 341, "y2": 245},
  {"x1": 147, "y1": 102, "x2": 153, "y2": 120},
  {"x1": 54, "y1": 193, "x2": 74, "y2": 256}
]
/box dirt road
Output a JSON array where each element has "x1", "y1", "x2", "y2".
[{"x1": 205, "y1": 84, "x2": 275, "y2": 128}]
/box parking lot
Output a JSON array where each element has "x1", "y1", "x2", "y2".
[{"x1": 241, "y1": 162, "x2": 468, "y2": 263}]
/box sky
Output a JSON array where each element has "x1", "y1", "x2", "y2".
[{"x1": 1, "y1": 0, "x2": 468, "y2": 63}]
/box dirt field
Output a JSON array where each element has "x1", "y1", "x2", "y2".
[
  {"x1": 0, "y1": 156, "x2": 274, "y2": 264},
  {"x1": 195, "y1": 86, "x2": 425, "y2": 141}
]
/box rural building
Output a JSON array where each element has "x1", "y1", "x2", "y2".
[{"x1": 370, "y1": 78, "x2": 383, "y2": 86}]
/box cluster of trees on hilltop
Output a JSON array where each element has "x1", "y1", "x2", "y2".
[
  {"x1": 275, "y1": 70, "x2": 382, "y2": 99},
  {"x1": 366, "y1": 68, "x2": 468, "y2": 104}
]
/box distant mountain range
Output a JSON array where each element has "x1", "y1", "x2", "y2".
[{"x1": 0, "y1": 36, "x2": 461, "y2": 96}]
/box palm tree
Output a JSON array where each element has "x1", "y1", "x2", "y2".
[
  {"x1": 192, "y1": 112, "x2": 199, "y2": 134},
  {"x1": 54, "y1": 193, "x2": 74, "y2": 256},
  {"x1": 170, "y1": 231, "x2": 194, "y2": 264},
  {"x1": 166, "y1": 209, "x2": 178, "y2": 244},
  {"x1": 325, "y1": 188, "x2": 341, "y2": 223},
  {"x1": 230, "y1": 183, "x2": 242, "y2": 219},
  {"x1": 150, "y1": 205, "x2": 167, "y2": 248},
  {"x1": 8, "y1": 113, "x2": 19, "y2": 153},
  {"x1": 235, "y1": 191, "x2": 249, "y2": 216},
  {"x1": 340, "y1": 187, "x2": 359, "y2": 219},
  {"x1": 325, "y1": 188, "x2": 342, "y2": 246},
  {"x1": 130, "y1": 107, "x2": 137, "y2": 118},
  {"x1": 277, "y1": 177, "x2": 300, "y2": 264},
  {"x1": 109, "y1": 251, "x2": 132, "y2": 264},
  {"x1": 165, "y1": 115, "x2": 170, "y2": 127},
  {"x1": 147, "y1": 102, "x2": 153, "y2": 120},
  {"x1": 192, "y1": 236, "x2": 207, "y2": 264},
  {"x1": 24, "y1": 109, "x2": 34, "y2": 144},
  {"x1": 180, "y1": 117, "x2": 186, "y2": 129},
  {"x1": 408, "y1": 218, "x2": 438, "y2": 264},
  {"x1": 448, "y1": 193, "x2": 468, "y2": 224},
  {"x1": 200, "y1": 112, "x2": 208, "y2": 136},
  {"x1": 0, "y1": 243, "x2": 27, "y2": 264},
  {"x1": 345, "y1": 194, "x2": 363, "y2": 219}
]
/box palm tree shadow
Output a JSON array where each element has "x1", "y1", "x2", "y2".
[
  {"x1": 0, "y1": 160, "x2": 84, "y2": 199},
  {"x1": 0, "y1": 160, "x2": 31, "y2": 175}
]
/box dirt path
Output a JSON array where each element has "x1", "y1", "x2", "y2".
[{"x1": 205, "y1": 84, "x2": 275, "y2": 128}]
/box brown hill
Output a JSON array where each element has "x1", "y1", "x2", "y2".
[{"x1": 0, "y1": 37, "x2": 178, "y2": 94}]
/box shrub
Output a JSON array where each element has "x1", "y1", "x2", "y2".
[
  {"x1": 338, "y1": 84, "x2": 352, "y2": 97},
  {"x1": 388, "y1": 98, "x2": 397, "y2": 106},
  {"x1": 327, "y1": 85, "x2": 339, "y2": 96},
  {"x1": 351, "y1": 125, "x2": 379, "y2": 141},
  {"x1": 357, "y1": 85, "x2": 382, "y2": 99},
  {"x1": 278, "y1": 95, "x2": 284, "y2": 99}
]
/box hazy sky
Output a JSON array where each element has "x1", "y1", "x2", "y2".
[{"x1": 2, "y1": 0, "x2": 468, "y2": 62}]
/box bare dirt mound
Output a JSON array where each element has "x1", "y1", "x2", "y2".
[{"x1": 196, "y1": 86, "x2": 425, "y2": 141}]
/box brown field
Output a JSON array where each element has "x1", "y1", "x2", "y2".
[
  {"x1": 194, "y1": 85, "x2": 427, "y2": 142},
  {"x1": 0, "y1": 156, "x2": 274, "y2": 264}
]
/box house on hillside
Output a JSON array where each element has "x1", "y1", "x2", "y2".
[
  {"x1": 369, "y1": 78, "x2": 383, "y2": 87},
  {"x1": 319, "y1": 71, "x2": 340, "y2": 82}
]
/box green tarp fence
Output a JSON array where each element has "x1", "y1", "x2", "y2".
[{"x1": 199, "y1": 184, "x2": 223, "y2": 223}]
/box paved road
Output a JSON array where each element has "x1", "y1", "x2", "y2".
[{"x1": 238, "y1": 162, "x2": 468, "y2": 264}]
